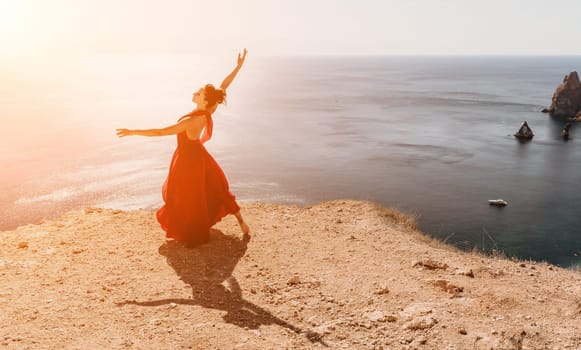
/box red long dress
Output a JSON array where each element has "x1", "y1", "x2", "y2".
[{"x1": 156, "y1": 110, "x2": 240, "y2": 246}]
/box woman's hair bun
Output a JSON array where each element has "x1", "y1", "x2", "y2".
[{"x1": 204, "y1": 84, "x2": 226, "y2": 108}]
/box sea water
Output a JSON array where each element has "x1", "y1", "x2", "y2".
[{"x1": 1, "y1": 55, "x2": 580, "y2": 267}]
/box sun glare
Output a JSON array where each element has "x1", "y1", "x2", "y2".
[
  {"x1": 0, "y1": 0, "x2": 75, "y2": 59},
  {"x1": 0, "y1": 1, "x2": 27, "y2": 31},
  {"x1": 0, "y1": 1, "x2": 40, "y2": 56}
]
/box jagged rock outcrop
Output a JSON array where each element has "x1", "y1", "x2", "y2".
[
  {"x1": 546, "y1": 71, "x2": 581, "y2": 117},
  {"x1": 514, "y1": 120, "x2": 534, "y2": 139},
  {"x1": 562, "y1": 122, "x2": 572, "y2": 140}
]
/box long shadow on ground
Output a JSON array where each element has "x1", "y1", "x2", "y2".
[{"x1": 117, "y1": 229, "x2": 325, "y2": 345}]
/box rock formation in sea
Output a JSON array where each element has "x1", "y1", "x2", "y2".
[
  {"x1": 544, "y1": 71, "x2": 581, "y2": 117},
  {"x1": 514, "y1": 120, "x2": 534, "y2": 139}
]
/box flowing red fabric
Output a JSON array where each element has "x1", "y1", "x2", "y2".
[
  {"x1": 199, "y1": 111, "x2": 213, "y2": 144},
  {"x1": 156, "y1": 110, "x2": 240, "y2": 246}
]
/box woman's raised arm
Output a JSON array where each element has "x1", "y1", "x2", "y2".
[{"x1": 219, "y1": 48, "x2": 248, "y2": 91}]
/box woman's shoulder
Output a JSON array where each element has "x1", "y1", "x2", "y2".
[
  {"x1": 178, "y1": 110, "x2": 210, "y2": 122},
  {"x1": 192, "y1": 109, "x2": 211, "y2": 116}
]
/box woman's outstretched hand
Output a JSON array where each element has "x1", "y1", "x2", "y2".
[
  {"x1": 116, "y1": 128, "x2": 132, "y2": 137},
  {"x1": 237, "y1": 48, "x2": 248, "y2": 68},
  {"x1": 220, "y1": 48, "x2": 248, "y2": 91}
]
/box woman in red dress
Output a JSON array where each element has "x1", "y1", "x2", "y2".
[{"x1": 116, "y1": 49, "x2": 250, "y2": 247}]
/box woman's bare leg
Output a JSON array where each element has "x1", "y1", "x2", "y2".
[{"x1": 234, "y1": 211, "x2": 250, "y2": 237}]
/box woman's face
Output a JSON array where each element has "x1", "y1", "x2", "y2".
[{"x1": 192, "y1": 87, "x2": 207, "y2": 107}]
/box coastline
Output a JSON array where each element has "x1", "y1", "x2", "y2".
[
  {"x1": 0, "y1": 200, "x2": 579, "y2": 349},
  {"x1": 4, "y1": 55, "x2": 581, "y2": 267}
]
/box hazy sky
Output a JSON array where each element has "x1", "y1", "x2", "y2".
[{"x1": 1, "y1": 0, "x2": 581, "y2": 57}]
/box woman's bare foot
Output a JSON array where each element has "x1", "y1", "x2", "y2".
[
  {"x1": 234, "y1": 210, "x2": 249, "y2": 239},
  {"x1": 240, "y1": 221, "x2": 250, "y2": 238}
]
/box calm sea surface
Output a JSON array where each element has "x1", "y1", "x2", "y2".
[{"x1": 1, "y1": 55, "x2": 580, "y2": 267}]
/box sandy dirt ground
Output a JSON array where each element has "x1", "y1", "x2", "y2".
[{"x1": 1, "y1": 200, "x2": 580, "y2": 349}]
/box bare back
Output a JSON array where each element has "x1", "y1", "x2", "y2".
[{"x1": 178, "y1": 112, "x2": 208, "y2": 141}]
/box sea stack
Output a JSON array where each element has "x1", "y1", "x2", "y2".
[
  {"x1": 514, "y1": 121, "x2": 534, "y2": 140},
  {"x1": 562, "y1": 122, "x2": 572, "y2": 140},
  {"x1": 545, "y1": 71, "x2": 581, "y2": 117}
]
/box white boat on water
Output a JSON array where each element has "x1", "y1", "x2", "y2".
[{"x1": 488, "y1": 199, "x2": 508, "y2": 207}]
